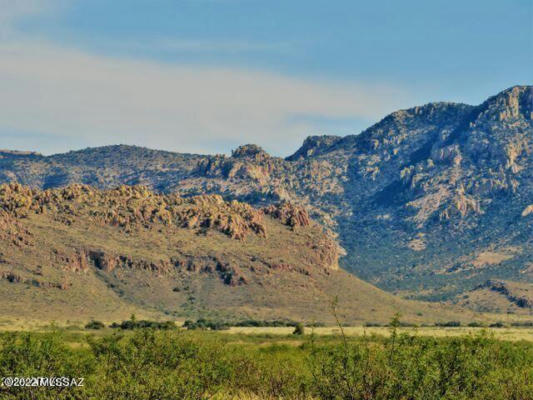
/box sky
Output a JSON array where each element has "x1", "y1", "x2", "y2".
[{"x1": 0, "y1": 0, "x2": 531, "y2": 156}]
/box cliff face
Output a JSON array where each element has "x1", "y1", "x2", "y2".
[{"x1": 1, "y1": 86, "x2": 531, "y2": 302}]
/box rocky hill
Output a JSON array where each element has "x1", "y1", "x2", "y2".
[
  {"x1": 0, "y1": 183, "x2": 471, "y2": 324},
  {"x1": 455, "y1": 280, "x2": 532, "y2": 315},
  {"x1": 1, "y1": 85, "x2": 531, "y2": 306}
]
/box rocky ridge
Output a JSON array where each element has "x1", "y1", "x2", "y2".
[{"x1": 0, "y1": 183, "x2": 314, "y2": 240}]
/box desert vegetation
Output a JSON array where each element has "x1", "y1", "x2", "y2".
[{"x1": 0, "y1": 322, "x2": 531, "y2": 399}]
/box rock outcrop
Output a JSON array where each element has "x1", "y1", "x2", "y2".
[
  {"x1": 263, "y1": 202, "x2": 311, "y2": 228},
  {"x1": 0, "y1": 183, "x2": 268, "y2": 240}
]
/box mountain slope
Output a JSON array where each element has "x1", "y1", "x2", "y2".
[
  {"x1": 1, "y1": 85, "x2": 531, "y2": 304},
  {"x1": 0, "y1": 183, "x2": 470, "y2": 324},
  {"x1": 455, "y1": 280, "x2": 532, "y2": 315}
]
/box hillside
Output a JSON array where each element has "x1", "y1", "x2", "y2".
[
  {"x1": 0, "y1": 85, "x2": 531, "y2": 305},
  {"x1": 454, "y1": 280, "x2": 532, "y2": 315},
  {"x1": 0, "y1": 183, "x2": 474, "y2": 324}
]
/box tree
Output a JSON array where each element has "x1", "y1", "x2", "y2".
[
  {"x1": 293, "y1": 322, "x2": 305, "y2": 335},
  {"x1": 85, "y1": 320, "x2": 105, "y2": 330}
]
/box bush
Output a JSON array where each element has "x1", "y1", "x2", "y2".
[
  {"x1": 309, "y1": 332, "x2": 533, "y2": 399},
  {"x1": 363, "y1": 322, "x2": 382, "y2": 327},
  {"x1": 110, "y1": 319, "x2": 176, "y2": 330},
  {"x1": 85, "y1": 320, "x2": 105, "y2": 330},
  {"x1": 292, "y1": 323, "x2": 305, "y2": 336},
  {"x1": 183, "y1": 319, "x2": 229, "y2": 331},
  {"x1": 233, "y1": 319, "x2": 298, "y2": 327},
  {"x1": 435, "y1": 321, "x2": 461, "y2": 327}
]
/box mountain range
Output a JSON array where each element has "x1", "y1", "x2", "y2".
[{"x1": 0, "y1": 85, "x2": 531, "y2": 318}]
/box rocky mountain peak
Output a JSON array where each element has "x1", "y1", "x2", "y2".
[
  {"x1": 231, "y1": 144, "x2": 270, "y2": 160},
  {"x1": 475, "y1": 85, "x2": 533, "y2": 122},
  {"x1": 286, "y1": 135, "x2": 343, "y2": 161}
]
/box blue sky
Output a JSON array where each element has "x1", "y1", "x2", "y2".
[{"x1": 0, "y1": 0, "x2": 531, "y2": 156}]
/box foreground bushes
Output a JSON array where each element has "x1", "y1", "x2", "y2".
[
  {"x1": 310, "y1": 333, "x2": 532, "y2": 399},
  {"x1": 0, "y1": 328, "x2": 531, "y2": 399}
]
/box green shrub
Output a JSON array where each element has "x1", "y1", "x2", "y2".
[
  {"x1": 435, "y1": 321, "x2": 461, "y2": 327},
  {"x1": 85, "y1": 320, "x2": 105, "y2": 330},
  {"x1": 183, "y1": 319, "x2": 229, "y2": 330},
  {"x1": 233, "y1": 319, "x2": 298, "y2": 327},
  {"x1": 363, "y1": 322, "x2": 382, "y2": 327},
  {"x1": 110, "y1": 319, "x2": 176, "y2": 330},
  {"x1": 309, "y1": 332, "x2": 533, "y2": 400},
  {"x1": 292, "y1": 323, "x2": 305, "y2": 336}
]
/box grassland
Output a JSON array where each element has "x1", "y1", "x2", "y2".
[
  {"x1": 0, "y1": 324, "x2": 531, "y2": 399},
  {"x1": 2, "y1": 316, "x2": 533, "y2": 341},
  {"x1": 227, "y1": 326, "x2": 533, "y2": 342}
]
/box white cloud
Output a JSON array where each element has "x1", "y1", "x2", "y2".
[{"x1": 0, "y1": 39, "x2": 412, "y2": 156}]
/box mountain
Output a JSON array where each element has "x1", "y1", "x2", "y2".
[
  {"x1": 0, "y1": 183, "x2": 471, "y2": 324},
  {"x1": 1, "y1": 85, "x2": 531, "y2": 306}
]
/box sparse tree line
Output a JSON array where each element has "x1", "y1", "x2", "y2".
[{"x1": 85, "y1": 315, "x2": 533, "y2": 332}]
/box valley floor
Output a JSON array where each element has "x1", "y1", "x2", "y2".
[
  {"x1": 1, "y1": 318, "x2": 533, "y2": 341},
  {"x1": 226, "y1": 326, "x2": 533, "y2": 342}
]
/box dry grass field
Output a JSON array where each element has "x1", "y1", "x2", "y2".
[
  {"x1": 227, "y1": 326, "x2": 533, "y2": 342},
  {"x1": 1, "y1": 317, "x2": 531, "y2": 342}
]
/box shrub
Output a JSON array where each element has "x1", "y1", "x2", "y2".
[
  {"x1": 435, "y1": 321, "x2": 461, "y2": 327},
  {"x1": 183, "y1": 319, "x2": 229, "y2": 330},
  {"x1": 233, "y1": 319, "x2": 298, "y2": 327},
  {"x1": 292, "y1": 323, "x2": 305, "y2": 336},
  {"x1": 110, "y1": 319, "x2": 177, "y2": 330},
  {"x1": 309, "y1": 331, "x2": 533, "y2": 400},
  {"x1": 85, "y1": 320, "x2": 105, "y2": 330}
]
